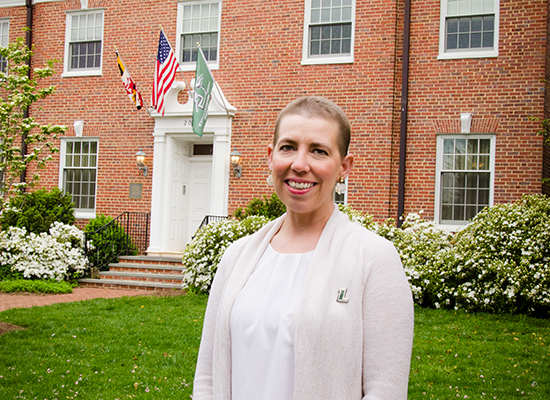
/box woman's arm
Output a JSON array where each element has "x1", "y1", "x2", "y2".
[
  {"x1": 362, "y1": 242, "x2": 414, "y2": 399},
  {"x1": 192, "y1": 252, "x2": 232, "y2": 399}
]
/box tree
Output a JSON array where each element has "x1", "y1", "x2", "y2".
[{"x1": 0, "y1": 33, "x2": 66, "y2": 200}]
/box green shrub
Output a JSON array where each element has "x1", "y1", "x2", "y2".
[
  {"x1": 234, "y1": 193, "x2": 286, "y2": 220},
  {"x1": 182, "y1": 216, "x2": 270, "y2": 293},
  {"x1": 0, "y1": 187, "x2": 75, "y2": 234},
  {"x1": 84, "y1": 214, "x2": 136, "y2": 270},
  {"x1": 0, "y1": 279, "x2": 74, "y2": 294}
]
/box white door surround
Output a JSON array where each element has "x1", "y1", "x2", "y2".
[{"x1": 147, "y1": 81, "x2": 236, "y2": 256}]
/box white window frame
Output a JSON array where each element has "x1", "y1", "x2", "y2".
[
  {"x1": 59, "y1": 138, "x2": 99, "y2": 219},
  {"x1": 0, "y1": 19, "x2": 9, "y2": 74},
  {"x1": 434, "y1": 134, "x2": 496, "y2": 230},
  {"x1": 301, "y1": 0, "x2": 355, "y2": 65},
  {"x1": 62, "y1": 9, "x2": 104, "y2": 77},
  {"x1": 176, "y1": 0, "x2": 221, "y2": 71},
  {"x1": 438, "y1": 0, "x2": 499, "y2": 60}
]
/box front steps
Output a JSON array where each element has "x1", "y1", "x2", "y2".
[{"x1": 78, "y1": 255, "x2": 185, "y2": 291}]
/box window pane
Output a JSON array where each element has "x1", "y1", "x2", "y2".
[
  {"x1": 478, "y1": 189, "x2": 489, "y2": 205},
  {"x1": 311, "y1": 9, "x2": 320, "y2": 23},
  {"x1": 442, "y1": 204, "x2": 453, "y2": 220},
  {"x1": 455, "y1": 139, "x2": 466, "y2": 154},
  {"x1": 467, "y1": 155, "x2": 478, "y2": 170},
  {"x1": 455, "y1": 155, "x2": 465, "y2": 170}
]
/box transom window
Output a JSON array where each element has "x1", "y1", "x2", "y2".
[
  {"x1": 61, "y1": 140, "x2": 98, "y2": 217},
  {"x1": 0, "y1": 20, "x2": 9, "y2": 74},
  {"x1": 302, "y1": 0, "x2": 355, "y2": 65},
  {"x1": 439, "y1": 0, "x2": 499, "y2": 59},
  {"x1": 435, "y1": 136, "x2": 495, "y2": 226},
  {"x1": 177, "y1": 1, "x2": 220, "y2": 70},
  {"x1": 63, "y1": 10, "x2": 104, "y2": 76}
]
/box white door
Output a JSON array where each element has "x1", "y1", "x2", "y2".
[
  {"x1": 187, "y1": 157, "x2": 213, "y2": 242},
  {"x1": 167, "y1": 140, "x2": 190, "y2": 252}
]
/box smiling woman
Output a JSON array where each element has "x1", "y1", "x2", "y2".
[{"x1": 193, "y1": 96, "x2": 414, "y2": 400}]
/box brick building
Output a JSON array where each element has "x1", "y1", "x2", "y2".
[{"x1": 1, "y1": 0, "x2": 548, "y2": 255}]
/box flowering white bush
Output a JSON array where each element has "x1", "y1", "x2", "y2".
[
  {"x1": 451, "y1": 194, "x2": 550, "y2": 316},
  {"x1": 0, "y1": 221, "x2": 88, "y2": 281},
  {"x1": 182, "y1": 216, "x2": 269, "y2": 293},
  {"x1": 182, "y1": 195, "x2": 550, "y2": 317}
]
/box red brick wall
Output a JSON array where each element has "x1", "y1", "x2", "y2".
[
  {"x1": 3, "y1": 0, "x2": 547, "y2": 225},
  {"x1": 543, "y1": 0, "x2": 550, "y2": 195},
  {"x1": 391, "y1": 0, "x2": 546, "y2": 220}
]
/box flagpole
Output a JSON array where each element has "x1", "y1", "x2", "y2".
[{"x1": 196, "y1": 43, "x2": 231, "y2": 115}]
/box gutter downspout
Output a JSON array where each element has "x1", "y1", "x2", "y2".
[
  {"x1": 397, "y1": 0, "x2": 411, "y2": 227},
  {"x1": 20, "y1": 0, "x2": 33, "y2": 188}
]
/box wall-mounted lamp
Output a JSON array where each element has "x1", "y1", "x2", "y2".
[
  {"x1": 230, "y1": 147, "x2": 242, "y2": 178},
  {"x1": 135, "y1": 149, "x2": 148, "y2": 177}
]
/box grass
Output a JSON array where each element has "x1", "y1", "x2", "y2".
[
  {"x1": 0, "y1": 295, "x2": 549, "y2": 400},
  {"x1": 409, "y1": 307, "x2": 550, "y2": 399},
  {"x1": 0, "y1": 294, "x2": 208, "y2": 400}
]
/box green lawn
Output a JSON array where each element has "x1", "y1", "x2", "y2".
[{"x1": 0, "y1": 294, "x2": 548, "y2": 399}]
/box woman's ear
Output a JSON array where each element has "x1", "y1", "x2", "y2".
[
  {"x1": 267, "y1": 144, "x2": 274, "y2": 169},
  {"x1": 340, "y1": 153, "x2": 354, "y2": 179}
]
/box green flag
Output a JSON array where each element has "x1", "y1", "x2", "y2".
[{"x1": 192, "y1": 47, "x2": 214, "y2": 137}]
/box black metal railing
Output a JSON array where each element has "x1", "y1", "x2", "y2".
[
  {"x1": 84, "y1": 212, "x2": 150, "y2": 276},
  {"x1": 193, "y1": 215, "x2": 229, "y2": 238}
]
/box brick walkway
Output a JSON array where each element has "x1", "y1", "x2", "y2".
[{"x1": 0, "y1": 287, "x2": 151, "y2": 312}]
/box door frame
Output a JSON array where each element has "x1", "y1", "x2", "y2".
[{"x1": 146, "y1": 81, "x2": 236, "y2": 256}]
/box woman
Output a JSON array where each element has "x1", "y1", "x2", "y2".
[{"x1": 193, "y1": 96, "x2": 414, "y2": 399}]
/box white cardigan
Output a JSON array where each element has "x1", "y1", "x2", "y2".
[{"x1": 193, "y1": 207, "x2": 414, "y2": 400}]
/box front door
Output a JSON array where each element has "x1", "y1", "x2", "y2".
[{"x1": 187, "y1": 156, "x2": 213, "y2": 241}]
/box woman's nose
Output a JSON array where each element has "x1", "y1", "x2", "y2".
[{"x1": 291, "y1": 150, "x2": 310, "y2": 173}]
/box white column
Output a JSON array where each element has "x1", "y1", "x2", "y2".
[{"x1": 147, "y1": 132, "x2": 167, "y2": 254}]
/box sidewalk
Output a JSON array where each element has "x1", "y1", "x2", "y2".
[{"x1": 0, "y1": 287, "x2": 152, "y2": 312}]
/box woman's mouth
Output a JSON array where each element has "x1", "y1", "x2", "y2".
[{"x1": 286, "y1": 180, "x2": 315, "y2": 190}]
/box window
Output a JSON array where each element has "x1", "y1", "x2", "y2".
[
  {"x1": 333, "y1": 178, "x2": 347, "y2": 205},
  {"x1": 176, "y1": 1, "x2": 221, "y2": 71},
  {"x1": 438, "y1": 0, "x2": 499, "y2": 59},
  {"x1": 302, "y1": 0, "x2": 355, "y2": 65},
  {"x1": 0, "y1": 20, "x2": 8, "y2": 74},
  {"x1": 435, "y1": 135, "x2": 495, "y2": 227},
  {"x1": 60, "y1": 139, "x2": 98, "y2": 218},
  {"x1": 63, "y1": 10, "x2": 104, "y2": 77}
]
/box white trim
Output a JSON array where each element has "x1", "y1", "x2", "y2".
[
  {"x1": 147, "y1": 80, "x2": 236, "y2": 255},
  {"x1": 438, "y1": 0, "x2": 499, "y2": 60},
  {"x1": 58, "y1": 137, "x2": 99, "y2": 220},
  {"x1": 176, "y1": 0, "x2": 221, "y2": 71},
  {"x1": 301, "y1": 0, "x2": 355, "y2": 65},
  {"x1": 61, "y1": 8, "x2": 104, "y2": 78},
  {"x1": 434, "y1": 133, "x2": 496, "y2": 228}
]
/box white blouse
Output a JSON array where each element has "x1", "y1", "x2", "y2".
[{"x1": 230, "y1": 244, "x2": 313, "y2": 400}]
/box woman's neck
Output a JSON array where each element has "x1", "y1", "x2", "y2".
[{"x1": 270, "y1": 205, "x2": 334, "y2": 254}]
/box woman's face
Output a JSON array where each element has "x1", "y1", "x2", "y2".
[{"x1": 268, "y1": 114, "x2": 353, "y2": 220}]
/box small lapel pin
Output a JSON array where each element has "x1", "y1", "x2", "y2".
[{"x1": 337, "y1": 289, "x2": 349, "y2": 303}]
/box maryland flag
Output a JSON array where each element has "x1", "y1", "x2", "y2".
[{"x1": 116, "y1": 50, "x2": 144, "y2": 110}]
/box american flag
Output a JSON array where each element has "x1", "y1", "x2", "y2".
[{"x1": 152, "y1": 30, "x2": 178, "y2": 115}]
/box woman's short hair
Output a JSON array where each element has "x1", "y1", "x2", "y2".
[{"x1": 273, "y1": 96, "x2": 351, "y2": 158}]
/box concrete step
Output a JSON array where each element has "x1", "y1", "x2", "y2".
[
  {"x1": 101, "y1": 270, "x2": 184, "y2": 283},
  {"x1": 78, "y1": 255, "x2": 186, "y2": 291},
  {"x1": 79, "y1": 278, "x2": 183, "y2": 291},
  {"x1": 108, "y1": 262, "x2": 185, "y2": 274}
]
